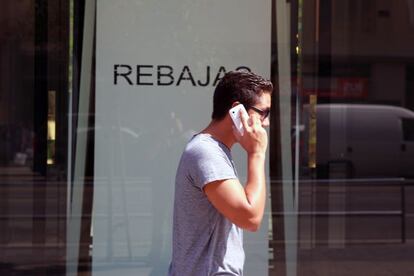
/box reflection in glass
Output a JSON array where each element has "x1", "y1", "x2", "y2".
[
  {"x1": 271, "y1": 0, "x2": 414, "y2": 275},
  {"x1": 48, "y1": 90, "x2": 56, "y2": 165},
  {"x1": 0, "y1": 0, "x2": 70, "y2": 275}
]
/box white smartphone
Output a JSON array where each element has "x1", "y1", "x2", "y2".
[{"x1": 229, "y1": 104, "x2": 249, "y2": 135}]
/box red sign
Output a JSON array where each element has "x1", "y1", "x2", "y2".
[{"x1": 301, "y1": 77, "x2": 368, "y2": 99}]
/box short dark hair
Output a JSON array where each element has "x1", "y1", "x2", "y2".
[{"x1": 212, "y1": 70, "x2": 273, "y2": 120}]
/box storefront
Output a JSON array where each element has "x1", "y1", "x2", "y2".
[{"x1": 1, "y1": 0, "x2": 414, "y2": 275}]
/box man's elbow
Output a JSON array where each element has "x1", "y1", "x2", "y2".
[
  {"x1": 228, "y1": 204, "x2": 265, "y2": 232},
  {"x1": 239, "y1": 216, "x2": 262, "y2": 232}
]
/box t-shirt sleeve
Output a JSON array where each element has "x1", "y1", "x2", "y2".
[{"x1": 187, "y1": 144, "x2": 237, "y2": 190}]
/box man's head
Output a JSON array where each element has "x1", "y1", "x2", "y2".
[{"x1": 212, "y1": 70, "x2": 273, "y2": 125}]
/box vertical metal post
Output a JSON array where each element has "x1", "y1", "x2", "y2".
[
  {"x1": 33, "y1": 1, "x2": 48, "y2": 273},
  {"x1": 66, "y1": 0, "x2": 95, "y2": 275},
  {"x1": 401, "y1": 180, "x2": 406, "y2": 243},
  {"x1": 276, "y1": 1, "x2": 298, "y2": 275}
]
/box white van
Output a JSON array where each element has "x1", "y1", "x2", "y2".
[{"x1": 302, "y1": 104, "x2": 414, "y2": 178}]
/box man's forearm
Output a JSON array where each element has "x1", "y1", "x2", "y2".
[{"x1": 244, "y1": 152, "x2": 266, "y2": 224}]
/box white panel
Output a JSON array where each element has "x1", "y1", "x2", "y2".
[{"x1": 95, "y1": 1, "x2": 271, "y2": 275}]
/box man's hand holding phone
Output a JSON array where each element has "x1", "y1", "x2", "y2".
[{"x1": 230, "y1": 105, "x2": 268, "y2": 156}]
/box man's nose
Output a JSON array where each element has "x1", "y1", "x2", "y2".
[{"x1": 262, "y1": 117, "x2": 270, "y2": 128}]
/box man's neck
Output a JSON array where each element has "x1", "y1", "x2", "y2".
[{"x1": 201, "y1": 118, "x2": 236, "y2": 150}]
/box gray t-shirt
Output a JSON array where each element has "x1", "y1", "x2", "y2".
[{"x1": 169, "y1": 133, "x2": 245, "y2": 276}]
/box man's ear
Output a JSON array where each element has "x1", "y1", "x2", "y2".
[{"x1": 231, "y1": 101, "x2": 241, "y2": 108}]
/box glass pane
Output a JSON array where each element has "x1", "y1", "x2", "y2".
[
  {"x1": 0, "y1": 0, "x2": 70, "y2": 275},
  {"x1": 270, "y1": 0, "x2": 414, "y2": 275},
  {"x1": 3, "y1": 0, "x2": 414, "y2": 275}
]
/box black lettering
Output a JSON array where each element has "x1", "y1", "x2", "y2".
[
  {"x1": 212, "y1": 66, "x2": 227, "y2": 86},
  {"x1": 197, "y1": 66, "x2": 210, "y2": 87},
  {"x1": 137, "y1": 65, "x2": 154, "y2": 85},
  {"x1": 114, "y1": 64, "x2": 133, "y2": 85},
  {"x1": 235, "y1": 66, "x2": 251, "y2": 72},
  {"x1": 157, "y1": 65, "x2": 174, "y2": 85},
  {"x1": 176, "y1": 66, "x2": 196, "y2": 86}
]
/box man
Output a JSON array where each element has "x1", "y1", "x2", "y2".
[{"x1": 169, "y1": 70, "x2": 273, "y2": 276}]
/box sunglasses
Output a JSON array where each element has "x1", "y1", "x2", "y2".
[{"x1": 249, "y1": 106, "x2": 270, "y2": 121}]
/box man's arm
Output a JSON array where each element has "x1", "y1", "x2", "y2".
[
  {"x1": 204, "y1": 152, "x2": 265, "y2": 232},
  {"x1": 204, "y1": 112, "x2": 267, "y2": 232}
]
